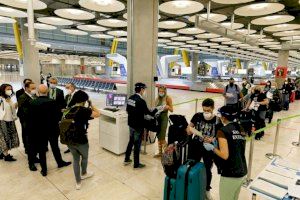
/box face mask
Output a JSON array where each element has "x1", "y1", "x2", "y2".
[
  {"x1": 30, "y1": 89, "x2": 36, "y2": 95},
  {"x1": 159, "y1": 93, "x2": 165, "y2": 97},
  {"x1": 267, "y1": 83, "x2": 270, "y2": 86},
  {"x1": 5, "y1": 90, "x2": 12, "y2": 96},
  {"x1": 284, "y1": 82, "x2": 288, "y2": 84},
  {"x1": 49, "y1": 84, "x2": 56, "y2": 89},
  {"x1": 255, "y1": 90, "x2": 260, "y2": 94},
  {"x1": 67, "y1": 89, "x2": 72, "y2": 94},
  {"x1": 229, "y1": 82, "x2": 234, "y2": 87},
  {"x1": 143, "y1": 90, "x2": 147, "y2": 98},
  {"x1": 203, "y1": 112, "x2": 213, "y2": 120}
]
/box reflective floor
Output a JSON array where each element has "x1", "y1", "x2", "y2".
[{"x1": 1, "y1": 82, "x2": 300, "y2": 200}]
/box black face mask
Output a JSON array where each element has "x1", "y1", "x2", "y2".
[
  {"x1": 229, "y1": 82, "x2": 234, "y2": 87},
  {"x1": 255, "y1": 90, "x2": 260, "y2": 94}
]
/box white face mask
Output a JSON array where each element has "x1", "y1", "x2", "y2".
[
  {"x1": 30, "y1": 89, "x2": 36, "y2": 95},
  {"x1": 159, "y1": 92, "x2": 165, "y2": 97},
  {"x1": 5, "y1": 90, "x2": 12, "y2": 96},
  {"x1": 203, "y1": 112, "x2": 213, "y2": 120},
  {"x1": 49, "y1": 84, "x2": 56, "y2": 89},
  {"x1": 142, "y1": 90, "x2": 147, "y2": 98}
]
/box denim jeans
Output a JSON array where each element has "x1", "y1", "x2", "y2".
[
  {"x1": 125, "y1": 127, "x2": 143, "y2": 167},
  {"x1": 68, "y1": 143, "x2": 89, "y2": 183}
]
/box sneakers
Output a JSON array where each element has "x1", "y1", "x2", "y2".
[
  {"x1": 123, "y1": 159, "x2": 132, "y2": 166},
  {"x1": 75, "y1": 182, "x2": 81, "y2": 190},
  {"x1": 81, "y1": 172, "x2": 94, "y2": 180},
  {"x1": 134, "y1": 163, "x2": 146, "y2": 169},
  {"x1": 58, "y1": 161, "x2": 72, "y2": 168},
  {"x1": 205, "y1": 191, "x2": 213, "y2": 200}
]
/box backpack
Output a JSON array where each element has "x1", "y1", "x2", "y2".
[
  {"x1": 167, "y1": 115, "x2": 188, "y2": 144},
  {"x1": 59, "y1": 107, "x2": 81, "y2": 145}
]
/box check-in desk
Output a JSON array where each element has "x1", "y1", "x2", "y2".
[{"x1": 99, "y1": 109, "x2": 129, "y2": 155}]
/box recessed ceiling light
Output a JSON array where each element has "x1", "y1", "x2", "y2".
[
  {"x1": 0, "y1": 7, "x2": 15, "y2": 13},
  {"x1": 249, "y1": 3, "x2": 269, "y2": 10},
  {"x1": 67, "y1": 9, "x2": 85, "y2": 15},
  {"x1": 93, "y1": 0, "x2": 113, "y2": 6},
  {"x1": 264, "y1": 16, "x2": 281, "y2": 20},
  {"x1": 172, "y1": 0, "x2": 192, "y2": 8},
  {"x1": 165, "y1": 21, "x2": 177, "y2": 25}
]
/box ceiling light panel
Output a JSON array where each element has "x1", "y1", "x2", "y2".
[
  {"x1": 159, "y1": 0, "x2": 204, "y2": 15},
  {"x1": 54, "y1": 8, "x2": 95, "y2": 20},
  {"x1": 90, "y1": 33, "x2": 114, "y2": 39},
  {"x1": 234, "y1": 3, "x2": 285, "y2": 17},
  {"x1": 107, "y1": 30, "x2": 127, "y2": 37},
  {"x1": 61, "y1": 29, "x2": 88, "y2": 36},
  {"x1": 24, "y1": 23, "x2": 56, "y2": 30},
  {"x1": 196, "y1": 33, "x2": 220, "y2": 39},
  {"x1": 221, "y1": 22, "x2": 244, "y2": 29},
  {"x1": 37, "y1": 17, "x2": 73, "y2": 26},
  {"x1": 79, "y1": 0, "x2": 125, "y2": 13},
  {"x1": 264, "y1": 24, "x2": 300, "y2": 32},
  {"x1": 0, "y1": 6, "x2": 27, "y2": 18},
  {"x1": 171, "y1": 36, "x2": 194, "y2": 41},
  {"x1": 0, "y1": 16, "x2": 16, "y2": 24},
  {"x1": 0, "y1": 0, "x2": 47, "y2": 10},
  {"x1": 77, "y1": 25, "x2": 108, "y2": 32},
  {"x1": 189, "y1": 13, "x2": 227, "y2": 23},
  {"x1": 158, "y1": 32, "x2": 178, "y2": 38},
  {"x1": 177, "y1": 27, "x2": 205, "y2": 35},
  {"x1": 251, "y1": 15, "x2": 295, "y2": 26},
  {"x1": 158, "y1": 20, "x2": 187, "y2": 29},
  {"x1": 97, "y1": 19, "x2": 127, "y2": 28}
]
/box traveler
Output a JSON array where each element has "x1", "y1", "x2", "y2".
[
  {"x1": 48, "y1": 77, "x2": 66, "y2": 112},
  {"x1": 264, "y1": 81, "x2": 272, "y2": 93},
  {"x1": 223, "y1": 78, "x2": 243, "y2": 112},
  {"x1": 64, "y1": 82, "x2": 77, "y2": 154},
  {"x1": 204, "y1": 105, "x2": 247, "y2": 200},
  {"x1": 244, "y1": 86, "x2": 268, "y2": 140},
  {"x1": 65, "y1": 83, "x2": 77, "y2": 108},
  {"x1": 124, "y1": 82, "x2": 151, "y2": 169},
  {"x1": 241, "y1": 77, "x2": 251, "y2": 97},
  {"x1": 263, "y1": 81, "x2": 274, "y2": 123},
  {"x1": 28, "y1": 85, "x2": 71, "y2": 177},
  {"x1": 64, "y1": 90, "x2": 100, "y2": 190},
  {"x1": 186, "y1": 98, "x2": 221, "y2": 200},
  {"x1": 154, "y1": 86, "x2": 173, "y2": 158},
  {"x1": 16, "y1": 78, "x2": 32, "y2": 101},
  {"x1": 46, "y1": 73, "x2": 52, "y2": 87},
  {"x1": 17, "y1": 82, "x2": 38, "y2": 167},
  {"x1": 280, "y1": 79, "x2": 292, "y2": 110},
  {"x1": 0, "y1": 84, "x2": 19, "y2": 161}
]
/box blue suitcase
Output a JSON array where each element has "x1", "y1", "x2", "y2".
[
  {"x1": 163, "y1": 176, "x2": 176, "y2": 200},
  {"x1": 175, "y1": 160, "x2": 206, "y2": 200}
]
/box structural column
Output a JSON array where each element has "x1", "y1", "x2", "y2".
[
  {"x1": 191, "y1": 52, "x2": 198, "y2": 82},
  {"x1": 21, "y1": 22, "x2": 40, "y2": 84},
  {"x1": 105, "y1": 57, "x2": 111, "y2": 77},
  {"x1": 127, "y1": 0, "x2": 158, "y2": 106},
  {"x1": 80, "y1": 57, "x2": 85, "y2": 74},
  {"x1": 60, "y1": 59, "x2": 65, "y2": 76},
  {"x1": 275, "y1": 50, "x2": 289, "y2": 88}
]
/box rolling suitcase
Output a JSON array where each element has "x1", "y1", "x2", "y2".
[
  {"x1": 290, "y1": 91, "x2": 295, "y2": 103},
  {"x1": 175, "y1": 160, "x2": 206, "y2": 200},
  {"x1": 163, "y1": 176, "x2": 176, "y2": 200}
]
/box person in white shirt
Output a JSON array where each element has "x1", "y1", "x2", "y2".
[{"x1": 0, "y1": 84, "x2": 19, "y2": 162}]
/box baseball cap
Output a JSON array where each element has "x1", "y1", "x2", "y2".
[{"x1": 135, "y1": 82, "x2": 147, "y2": 89}]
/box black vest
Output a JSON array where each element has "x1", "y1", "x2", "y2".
[{"x1": 218, "y1": 122, "x2": 247, "y2": 178}]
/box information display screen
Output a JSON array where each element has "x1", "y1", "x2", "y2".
[{"x1": 106, "y1": 93, "x2": 127, "y2": 107}]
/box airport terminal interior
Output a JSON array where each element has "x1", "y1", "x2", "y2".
[{"x1": 0, "y1": 0, "x2": 300, "y2": 200}]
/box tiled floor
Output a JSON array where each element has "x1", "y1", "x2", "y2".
[{"x1": 1, "y1": 82, "x2": 300, "y2": 200}]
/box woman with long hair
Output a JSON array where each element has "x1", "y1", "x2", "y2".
[
  {"x1": 154, "y1": 86, "x2": 173, "y2": 158},
  {"x1": 0, "y1": 84, "x2": 19, "y2": 161}
]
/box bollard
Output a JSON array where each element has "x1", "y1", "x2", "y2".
[
  {"x1": 292, "y1": 131, "x2": 300, "y2": 147},
  {"x1": 195, "y1": 98, "x2": 198, "y2": 113},
  {"x1": 244, "y1": 137, "x2": 255, "y2": 187},
  {"x1": 265, "y1": 119, "x2": 281, "y2": 159},
  {"x1": 142, "y1": 130, "x2": 147, "y2": 155},
  {"x1": 252, "y1": 194, "x2": 257, "y2": 200}
]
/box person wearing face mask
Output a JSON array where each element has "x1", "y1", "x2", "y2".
[
  {"x1": 280, "y1": 79, "x2": 293, "y2": 110},
  {"x1": 48, "y1": 77, "x2": 66, "y2": 113},
  {"x1": 153, "y1": 86, "x2": 173, "y2": 158},
  {"x1": 223, "y1": 78, "x2": 243, "y2": 112},
  {"x1": 245, "y1": 86, "x2": 268, "y2": 140},
  {"x1": 186, "y1": 98, "x2": 222, "y2": 200},
  {"x1": 63, "y1": 90, "x2": 100, "y2": 190},
  {"x1": 65, "y1": 83, "x2": 77, "y2": 109},
  {"x1": 28, "y1": 85, "x2": 71, "y2": 177},
  {"x1": 0, "y1": 84, "x2": 19, "y2": 162},
  {"x1": 203, "y1": 106, "x2": 247, "y2": 200},
  {"x1": 124, "y1": 82, "x2": 152, "y2": 169},
  {"x1": 263, "y1": 81, "x2": 274, "y2": 123},
  {"x1": 17, "y1": 82, "x2": 37, "y2": 160},
  {"x1": 241, "y1": 77, "x2": 251, "y2": 97}
]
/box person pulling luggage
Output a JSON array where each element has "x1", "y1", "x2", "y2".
[
  {"x1": 124, "y1": 82, "x2": 152, "y2": 169},
  {"x1": 186, "y1": 98, "x2": 222, "y2": 200},
  {"x1": 203, "y1": 106, "x2": 247, "y2": 200}
]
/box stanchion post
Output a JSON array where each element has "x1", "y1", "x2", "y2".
[
  {"x1": 244, "y1": 137, "x2": 255, "y2": 186},
  {"x1": 195, "y1": 98, "x2": 198, "y2": 113},
  {"x1": 265, "y1": 119, "x2": 281, "y2": 159},
  {"x1": 292, "y1": 130, "x2": 300, "y2": 147},
  {"x1": 142, "y1": 130, "x2": 147, "y2": 155}
]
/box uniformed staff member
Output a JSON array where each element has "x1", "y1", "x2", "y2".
[{"x1": 124, "y1": 82, "x2": 151, "y2": 169}]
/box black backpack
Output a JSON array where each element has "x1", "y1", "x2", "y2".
[
  {"x1": 59, "y1": 107, "x2": 81, "y2": 145},
  {"x1": 167, "y1": 115, "x2": 188, "y2": 144}
]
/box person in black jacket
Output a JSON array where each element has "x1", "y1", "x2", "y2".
[
  {"x1": 280, "y1": 79, "x2": 293, "y2": 110},
  {"x1": 28, "y1": 84, "x2": 71, "y2": 176},
  {"x1": 16, "y1": 78, "x2": 32, "y2": 101},
  {"x1": 65, "y1": 83, "x2": 77, "y2": 109},
  {"x1": 124, "y1": 82, "x2": 151, "y2": 169},
  {"x1": 17, "y1": 82, "x2": 36, "y2": 160},
  {"x1": 48, "y1": 77, "x2": 66, "y2": 112}
]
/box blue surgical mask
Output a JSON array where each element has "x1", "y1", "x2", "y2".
[{"x1": 159, "y1": 93, "x2": 165, "y2": 97}]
